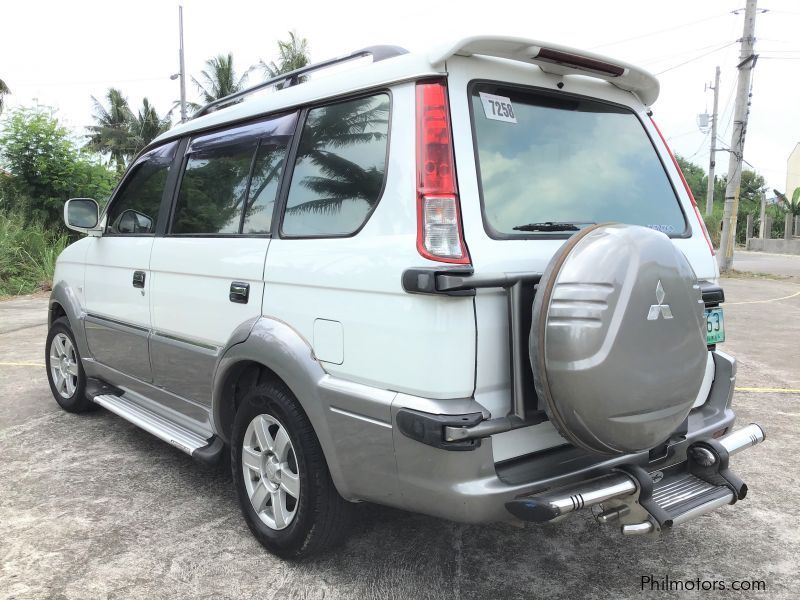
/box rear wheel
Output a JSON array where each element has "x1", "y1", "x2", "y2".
[
  {"x1": 231, "y1": 379, "x2": 351, "y2": 558},
  {"x1": 45, "y1": 317, "x2": 92, "y2": 413}
]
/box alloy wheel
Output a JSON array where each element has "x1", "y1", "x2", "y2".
[
  {"x1": 242, "y1": 413, "x2": 300, "y2": 530},
  {"x1": 49, "y1": 332, "x2": 79, "y2": 399}
]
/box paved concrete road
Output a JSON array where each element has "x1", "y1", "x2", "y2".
[
  {"x1": 733, "y1": 250, "x2": 800, "y2": 278},
  {"x1": 1, "y1": 281, "x2": 798, "y2": 599}
]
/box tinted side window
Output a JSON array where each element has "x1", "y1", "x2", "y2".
[
  {"x1": 172, "y1": 142, "x2": 255, "y2": 235},
  {"x1": 106, "y1": 142, "x2": 177, "y2": 235},
  {"x1": 242, "y1": 141, "x2": 290, "y2": 234},
  {"x1": 282, "y1": 94, "x2": 390, "y2": 236}
]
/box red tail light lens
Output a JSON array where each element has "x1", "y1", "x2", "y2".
[
  {"x1": 416, "y1": 80, "x2": 470, "y2": 264},
  {"x1": 651, "y1": 118, "x2": 715, "y2": 256}
]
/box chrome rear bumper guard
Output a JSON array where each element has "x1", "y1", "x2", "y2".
[{"x1": 505, "y1": 423, "x2": 765, "y2": 535}]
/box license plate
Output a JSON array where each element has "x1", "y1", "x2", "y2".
[{"x1": 705, "y1": 307, "x2": 725, "y2": 344}]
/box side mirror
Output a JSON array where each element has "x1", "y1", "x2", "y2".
[
  {"x1": 116, "y1": 209, "x2": 153, "y2": 234},
  {"x1": 64, "y1": 198, "x2": 101, "y2": 235}
]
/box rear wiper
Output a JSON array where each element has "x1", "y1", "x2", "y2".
[{"x1": 512, "y1": 221, "x2": 593, "y2": 232}]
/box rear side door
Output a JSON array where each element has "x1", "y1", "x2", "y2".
[
  {"x1": 83, "y1": 141, "x2": 179, "y2": 381},
  {"x1": 148, "y1": 113, "x2": 297, "y2": 407}
]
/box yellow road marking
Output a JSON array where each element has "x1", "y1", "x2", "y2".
[
  {"x1": 736, "y1": 387, "x2": 800, "y2": 394},
  {"x1": 727, "y1": 290, "x2": 800, "y2": 305},
  {"x1": 0, "y1": 361, "x2": 45, "y2": 367}
]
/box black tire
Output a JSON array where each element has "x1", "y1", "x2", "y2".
[
  {"x1": 231, "y1": 379, "x2": 352, "y2": 558},
  {"x1": 45, "y1": 316, "x2": 93, "y2": 413}
]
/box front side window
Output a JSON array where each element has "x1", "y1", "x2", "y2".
[
  {"x1": 172, "y1": 141, "x2": 255, "y2": 235},
  {"x1": 471, "y1": 84, "x2": 686, "y2": 237},
  {"x1": 106, "y1": 142, "x2": 177, "y2": 235},
  {"x1": 171, "y1": 112, "x2": 296, "y2": 235},
  {"x1": 242, "y1": 141, "x2": 290, "y2": 234},
  {"x1": 282, "y1": 93, "x2": 390, "y2": 237}
]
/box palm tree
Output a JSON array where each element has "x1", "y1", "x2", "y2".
[
  {"x1": 774, "y1": 187, "x2": 800, "y2": 217},
  {"x1": 87, "y1": 88, "x2": 135, "y2": 173},
  {"x1": 128, "y1": 98, "x2": 171, "y2": 154},
  {"x1": 0, "y1": 78, "x2": 10, "y2": 114},
  {"x1": 260, "y1": 31, "x2": 310, "y2": 80},
  {"x1": 190, "y1": 53, "x2": 251, "y2": 112}
]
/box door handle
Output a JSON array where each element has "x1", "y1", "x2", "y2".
[
  {"x1": 132, "y1": 271, "x2": 146, "y2": 288},
  {"x1": 229, "y1": 281, "x2": 250, "y2": 304}
]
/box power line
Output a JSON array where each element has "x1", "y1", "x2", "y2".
[
  {"x1": 639, "y1": 41, "x2": 739, "y2": 66},
  {"x1": 12, "y1": 76, "x2": 172, "y2": 88},
  {"x1": 718, "y1": 79, "x2": 738, "y2": 140},
  {"x1": 687, "y1": 129, "x2": 712, "y2": 160},
  {"x1": 654, "y1": 42, "x2": 738, "y2": 75},
  {"x1": 589, "y1": 12, "x2": 731, "y2": 50},
  {"x1": 667, "y1": 129, "x2": 702, "y2": 141}
]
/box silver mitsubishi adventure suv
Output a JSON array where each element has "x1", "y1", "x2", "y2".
[{"x1": 49, "y1": 36, "x2": 765, "y2": 558}]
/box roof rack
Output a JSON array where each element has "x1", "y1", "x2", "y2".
[{"x1": 193, "y1": 45, "x2": 409, "y2": 119}]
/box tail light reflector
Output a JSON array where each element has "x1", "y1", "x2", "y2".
[
  {"x1": 416, "y1": 80, "x2": 470, "y2": 264},
  {"x1": 651, "y1": 118, "x2": 716, "y2": 256}
]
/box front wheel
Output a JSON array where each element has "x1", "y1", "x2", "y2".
[
  {"x1": 231, "y1": 380, "x2": 351, "y2": 558},
  {"x1": 45, "y1": 317, "x2": 93, "y2": 413}
]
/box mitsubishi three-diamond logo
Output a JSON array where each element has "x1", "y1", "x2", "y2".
[{"x1": 647, "y1": 280, "x2": 673, "y2": 321}]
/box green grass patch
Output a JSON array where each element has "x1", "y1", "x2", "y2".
[{"x1": 0, "y1": 212, "x2": 69, "y2": 296}]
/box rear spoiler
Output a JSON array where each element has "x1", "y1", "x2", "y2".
[{"x1": 429, "y1": 36, "x2": 660, "y2": 106}]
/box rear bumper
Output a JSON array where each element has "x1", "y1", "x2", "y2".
[
  {"x1": 389, "y1": 350, "x2": 744, "y2": 524},
  {"x1": 506, "y1": 423, "x2": 764, "y2": 534}
]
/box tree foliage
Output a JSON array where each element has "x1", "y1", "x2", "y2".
[
  {"x1": 774, "y1": 186, "x2": 800, "y2": 217},
  {"x1": 129, "y1": 98, "x2": 171, "y2": 154},
  {"x1": 261, "y1": 31, "x2": 310, "y2": 79},
  {"x1": 675, "y1": 154, "x2": 768, "y2": 246},
  {"x1": 87, "y1": 89, "x2": 170, "y2": 173},
  {"x1": 87, "y1": 88, "x2": 134, "y2": 172},
  {"x1": 0, "y1": 107, "x2": 116, "y2": 227},
  {"x1": 190, "y1": 53, "x2": 251, "y2": 111},
  {"x1": 0, "y1": 77, "x2": 10, "y2": 115}
]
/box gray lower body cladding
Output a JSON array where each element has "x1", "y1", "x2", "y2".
[{"x1": 386, "y1": 350, "x2": 738, "y2": 523}]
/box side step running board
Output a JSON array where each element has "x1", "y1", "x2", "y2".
[{"x1": 93, "y1": 394, "x2": 223, "y2": 465}]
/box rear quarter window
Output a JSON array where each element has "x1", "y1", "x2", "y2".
[
  {"x1": 470, "y1": 83, "x2": 687, "y2": 238},
  {"x1": 281, "y1": 93, "x2": 390, "y2": 237}
]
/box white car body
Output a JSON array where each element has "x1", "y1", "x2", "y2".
[{"x1": 49, "y1": 37, "x2": 760, "y2": 553}]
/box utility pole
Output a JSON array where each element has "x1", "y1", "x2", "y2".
[
  {"x1": 178, "y1": 5, "x2": 187, "y2": 123},
  {"x1": 705, "y1": 66, "x2": 720, "y2": 216},
  {"x1": 718, "y1": 0, "x2": 759, "y2": 271}
]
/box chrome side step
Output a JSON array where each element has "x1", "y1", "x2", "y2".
[{"x1": 93, "y1": 394, "x2": 219, "y2": 460}]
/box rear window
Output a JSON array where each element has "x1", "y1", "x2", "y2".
[{"x1": 470, "y1": 83, "x2": 686, "y2": 237}]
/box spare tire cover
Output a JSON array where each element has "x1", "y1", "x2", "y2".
[{"x1": 530, "y1": 223, "x2": 708, "y2": 455}]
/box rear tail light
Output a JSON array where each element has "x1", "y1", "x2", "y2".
[
  {"x1": 651, "y1": 118, "x2": 716, "y2": 256},
  {"x1": 416, "y1": 80, "x2": 470, "y2": 264}
]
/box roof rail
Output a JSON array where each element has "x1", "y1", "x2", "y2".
[{"x1": 193, "y1": 45, "x2": 409, "y2": 119}]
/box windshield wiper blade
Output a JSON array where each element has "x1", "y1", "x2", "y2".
[{"x1": 512, "y1": 221, "x2": 593, "y2": 232}]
